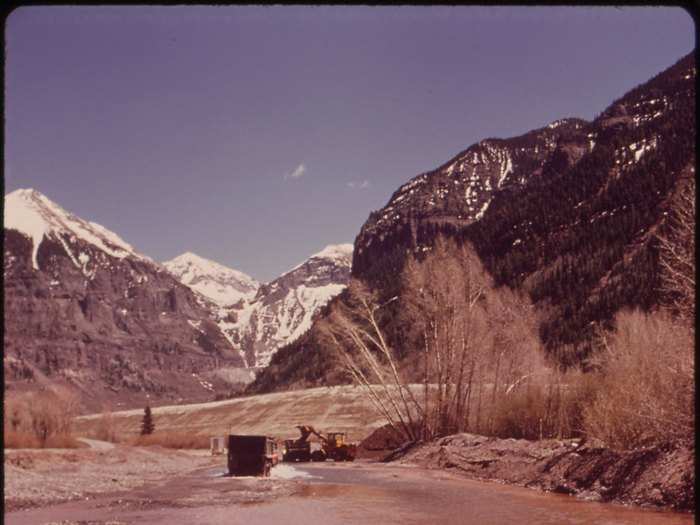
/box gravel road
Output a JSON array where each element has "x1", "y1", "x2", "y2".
[{"x1": 76, "y1": 438, "x2": 116, "y2": 451}]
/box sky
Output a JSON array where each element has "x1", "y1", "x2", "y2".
[{"x1": 4, "y1": 6, "x2": 695, "y2": 282}]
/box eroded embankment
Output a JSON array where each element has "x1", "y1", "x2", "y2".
[{"x1": 373, "y1": 432, "x2": 693, "y2": 511}]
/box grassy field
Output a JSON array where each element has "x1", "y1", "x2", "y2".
[{"x1": 73, "y1": 385, "x2": 389, "y2": 443}]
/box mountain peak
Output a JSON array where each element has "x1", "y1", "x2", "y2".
[
  {"x1": 168, "y1": 251, "x2": 224, "y2": 267},
  {"x1": 310, "y1": 243, "x2": 354, "y2": 260},
  {"x1": 282, "y1": 243, "x2": 354, "y2": 278},
  {"x1": 163, "y1": 251, "x2": 259, "y2": 306},
  {"x1": 4, "y1": 188, "x2": 142, "y2": 269}
]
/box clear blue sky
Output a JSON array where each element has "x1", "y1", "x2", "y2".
[{"x1": 4, "y1": 6, "x2": 694, "y2": 281}]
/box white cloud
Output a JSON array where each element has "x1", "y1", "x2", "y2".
[
  {"x1": 347, "y1": 179, "x2": 370, "y2": 189},
  {"x1": 284, "y1": 163, "x2": 306, "y2": 180}
]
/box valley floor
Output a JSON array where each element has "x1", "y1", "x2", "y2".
[{"x1": 4, "y1": 443, "x2": 694, "y2": 525}]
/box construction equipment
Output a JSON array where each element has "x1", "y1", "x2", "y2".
[
  {"x1": 291, "y1": 425, "x2": 357, "y2": 462},
  {"x1": 282, "y1": 425, "x2": 313, "y2": 462},
  {"x1": 227, "y1": 435, "x2": 278, "y2": 477}
]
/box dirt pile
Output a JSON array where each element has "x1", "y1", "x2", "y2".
[
  {"x1": 394, "y1": 433, "x2": 694, "y2": 511},
  {"x1": 356, "y1": 424, "x2": 408, "y2": 459}
]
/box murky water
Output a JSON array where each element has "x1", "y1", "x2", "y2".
[
  {"x1": 5, "y1": 462, "x2": 693, "y2": 525},
  {"x1": 295, "y1": 463, "x2": 694, "y2": 525}
]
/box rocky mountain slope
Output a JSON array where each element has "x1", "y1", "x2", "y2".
[
  {"x1": 463, "y1": 51, "x2": 695, "y2": 361},
  {"x1": 251, "y1": 51, "x2": 695, "y2": 392},
  {"x1": 163, "y1": 252, "x2": 258, "y2": 307},
  {"x1": 216, "y1": 244, "x2": 352, "y2": 368},
  {"x1": 3, "y1": 189, "x2": 247, "y2": 411},
  {"x1": 353, "y1": 117, "x2": 588, "y2": 279},
  {"x1": 161, "y1": 245, "x2": 352, "y2": 369}
]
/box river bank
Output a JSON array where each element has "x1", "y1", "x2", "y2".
[{"x1": 379, "y1": 432, "x2": 693, "y2": 512}]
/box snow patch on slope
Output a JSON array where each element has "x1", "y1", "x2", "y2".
[
  {"x1": 217, "y1": 244, "x2": 352, "y2": 368},
  {"x1": 4, "y1": 189, "x2": 145, "y2": 270},
  {"x1": 497, "y1": 152, "x2": 513, "y2": 187},
  {"x1": 275, "y1": 283, "x2": 346, "y2": 342}
]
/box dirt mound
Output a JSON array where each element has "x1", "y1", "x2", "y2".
[
  {"x1": 396, "y1": 433, "x2": 694, "y2": 511},
  {"x1": 356, "y1": 424, "x2": 420, "y2": 460},
  {"x1": 358, "y1": 425, "x2": 405, "y2": 450}
]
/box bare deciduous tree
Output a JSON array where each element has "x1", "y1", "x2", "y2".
[
  {"x1": 326, "y1": 236, "x2": 546, "y2": 442},
  {"x1": 27, "y1": 388, "x2": 80, "y2": 446},
  {"x1": 657, "y1": 176, "x2": 695, "y2": 324}
]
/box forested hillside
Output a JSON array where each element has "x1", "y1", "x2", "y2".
[{"x1": 250, "y1": 51, "x2": 696, "y2": 393}]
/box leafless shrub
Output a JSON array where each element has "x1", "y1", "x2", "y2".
[
  {"x1": 4, "y1": 389, "x2": 82, "y2": 448},
  {"x1": 25, "y1": 388, "x2": 81, "y2": 447},
  {"x1": 4, "y1": 395, "x2": 35, "y2": 448},
  {"x1": 657, "y1": 176, "x2": 695, "y2": 324},
  {"x1": 94, "y1": 408, "x2": 118, "y2": 443},
  {"x1": 43, "y1": 433, "x2": 86, "y2": 448},
  {"x1": 131, "y1": 432, "x2": 210, "y2": 449},
  {"x1": 3, "y1": 429, "x2": 41, "y2": 449},
  {"x1": 320, "y1": 281, "x2": 424, "y2": 442},
  {"x1": 489, "y1": 369, "x2": 598, "y2": 440},
  {"x1": 582, "y1": 309, "x2": 694, "y2": 449}
]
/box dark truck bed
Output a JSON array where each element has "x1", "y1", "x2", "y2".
[{"x1": 227, "y1": 435, "x2": 277, "y2": 477}]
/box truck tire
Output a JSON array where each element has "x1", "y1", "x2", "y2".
[{"x1": 311, "y1": 450, "x2": 326, "y2": 462}]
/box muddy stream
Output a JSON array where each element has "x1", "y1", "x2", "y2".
[{"x1": 5, "y1": 461, "x2": 693, "y2": 524}]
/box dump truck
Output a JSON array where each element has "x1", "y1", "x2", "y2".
[
  {"x1": 288, "y1": 425, "x2": 357, "y2": 462},
  {"x1": 282, "y1": 437, "x2": 311, "y2": 462},
  {"x1": 227, "y1": 435, "x2": 278, "y2": 477},
  {"x1": 282, "y1": 425, "x2": 315, "y2": 462}
]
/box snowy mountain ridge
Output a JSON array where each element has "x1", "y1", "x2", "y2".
[
  {"x1": 285, "y1": 243, "x2": 354, "y2": 273},
  {"x1": 4, "y1": 188, "x2": 147, "y2": 270},
  {"x1": 4, "y1": 188, "x2": 351, "y2": 377},
  {"x1": 163, "y1": 251, "x2": 259, "y2": 307},
  {"x1": 217, "y1": 243, "x2": 353, "y2": 368},
  {"x1": 3, "y1": 189, "x2": 248, "y2": 410},
  {"x1": 161, "y1": 244, "x2": 352, "y2": 368}
]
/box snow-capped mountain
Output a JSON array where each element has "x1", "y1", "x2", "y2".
[
  {"x1": 3, "y1": 188, "x2": 352, "y2": 407},
  {"x1": 4, "y1": 189, "x2": 248, "y2": 410},
  {"x1": 163, "y1": 252, "x2": 258, "y2": 307},
  {"x1": 219, "y1": 244, "x2": 353, "y2": 368},
  {"x1": 4, "y1": 189, "x2": 149, "y2": 272}
]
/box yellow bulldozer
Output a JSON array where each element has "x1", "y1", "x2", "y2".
[{"x1": 287, "y1": 425, "x2": 357, "y2": 462}]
